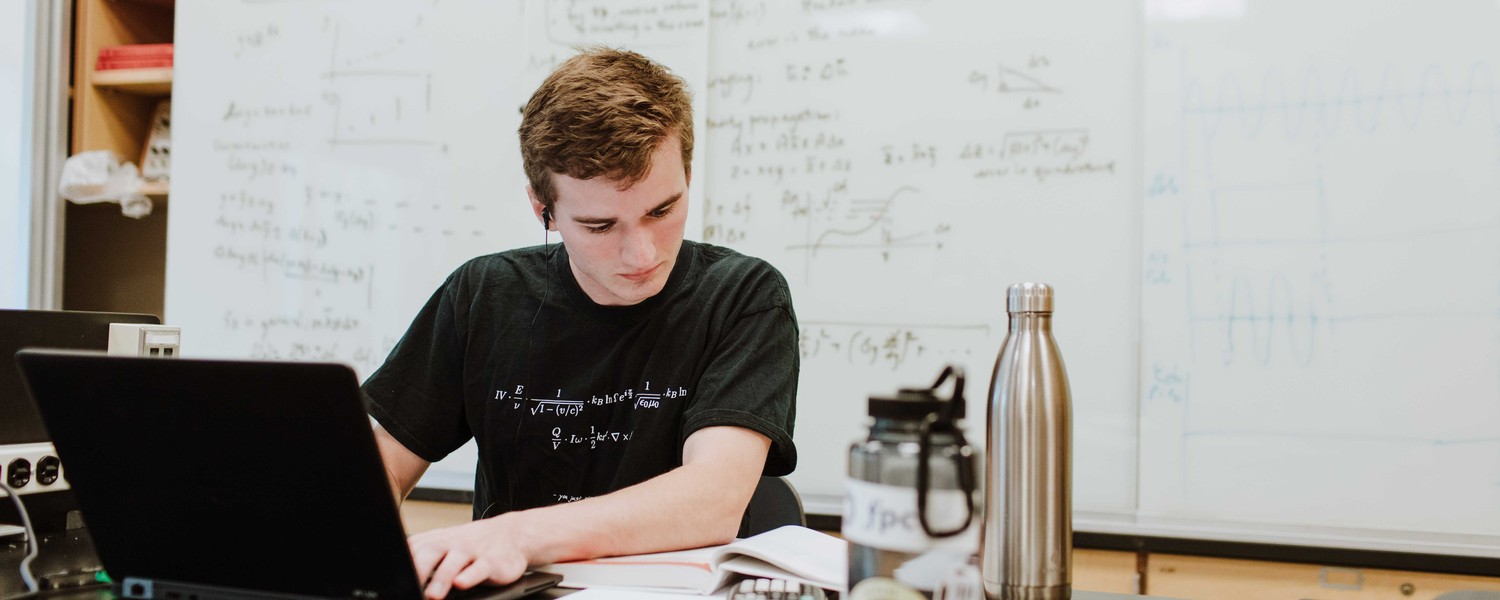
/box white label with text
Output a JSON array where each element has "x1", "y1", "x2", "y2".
[{"x1": 843, "y1": 478, "x2": 978, "y2": 553}]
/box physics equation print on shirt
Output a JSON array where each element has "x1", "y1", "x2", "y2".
[
  {"x1": 488, "y1": 378, "x2": 697, "y2": 507},
  {"x1": 496, "y1": 381, "x2": 689, "y2": 422}
]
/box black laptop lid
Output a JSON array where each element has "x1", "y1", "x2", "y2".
[
  {"x1": 14, "y1": 350, "x2": 424, "y2": 600},
  {"x1": 0, "y1": 309, "x2": 158, "y2": 444}
]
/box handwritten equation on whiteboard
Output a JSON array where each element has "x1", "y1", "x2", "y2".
[
  {"x1": 546, "y1": 0, "x2": 705, "y2": 45},
  {"x1": 186, "y1": 3, "x2": 521, "y2": 377},
  {"x1": 702, "y1": 5, "x2": 1121, "y2": 283},
  {"x1": 799, "y1": 322, "x2": 991, "y2": 371}
]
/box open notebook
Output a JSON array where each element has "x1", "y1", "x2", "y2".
[{"x1": 541, "y1": 526, "x2": 845, "y2": 595}]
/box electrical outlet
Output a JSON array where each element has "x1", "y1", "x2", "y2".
[
  {"x1": 0, "y1": 442, "x2": 68, "y2": 495},
  {"x1": 107, "y1": 323, "x2": 181, "y2": 358}
]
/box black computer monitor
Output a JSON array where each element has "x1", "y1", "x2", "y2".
[{"x1": 0, "y1": 309, "x2": 159, "y2": 445}]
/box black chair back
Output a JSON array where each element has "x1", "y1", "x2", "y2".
[{"x1": 738, "y1": 476, "x2": 805, "y2": 537}]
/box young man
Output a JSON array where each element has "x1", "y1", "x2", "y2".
[{"x1": 361, "y1": 48, "x2": 799, "y2": 598}]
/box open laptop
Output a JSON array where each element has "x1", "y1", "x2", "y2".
[
  {"x1": 14, "y1": 349, "x2": 561, "y2": 600},
  {"x1": 1, "y1": 310, "x2": 160, "y2": 538}
]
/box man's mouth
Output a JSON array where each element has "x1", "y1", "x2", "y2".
[{"x1": 620, "y1": 265, "x2": 660, "y2": 282}]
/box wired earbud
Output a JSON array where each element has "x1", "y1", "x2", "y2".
[{"x1": 509, "y1": 205, "x2": 560, "y2": 517}]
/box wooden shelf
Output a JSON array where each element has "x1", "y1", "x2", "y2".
[
  {"x1": 92, "y1": 67, "x2": 172, "y2": 95},
  {"x1": 140, "y1": 180, "x2": 168, "y2": 200},
  {"x1": 65, "y1": 0, "x2": 174, "y2": 315}
]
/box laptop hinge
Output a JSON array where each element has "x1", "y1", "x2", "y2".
[{"x1": 121, "y1": 578, "x2": 342, "y2": 600}]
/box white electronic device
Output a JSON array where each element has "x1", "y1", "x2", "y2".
[{"x1": 107, "y1": 323, "x2": 182, "y2": 358}]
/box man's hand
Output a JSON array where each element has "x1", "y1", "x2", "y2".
[{"x1": 408, "y1": 515, "x2": 530, "y2": 600}]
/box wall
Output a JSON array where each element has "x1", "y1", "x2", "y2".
[{"x1": 0, "y1": 0, "x2": 29, "y2": 309}]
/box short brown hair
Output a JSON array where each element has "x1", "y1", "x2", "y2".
[{"x1": 519, "y1": 47, "x2": 694, "y2": 210}]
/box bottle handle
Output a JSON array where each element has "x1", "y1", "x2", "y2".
[{"x1": 917, "y1": 366, "x2": 977, "y2": 538}]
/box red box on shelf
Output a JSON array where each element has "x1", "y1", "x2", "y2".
[
  {"x1": 96, "y1": 43, "x2": 173, "y2": 71},
  {"x1": 97, "y1": 43, "x2": 173, "y2": 59},
  {"x1": 96, "y1": 57, "x2": 174, "y2": 71}
]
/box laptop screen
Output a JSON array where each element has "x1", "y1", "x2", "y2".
[
  {"x1": 15, "y1": 351, "x2": 427, "y2": 599},
  {"x1": 0, "y1": 309, "x2": 158, "y2": 445}
]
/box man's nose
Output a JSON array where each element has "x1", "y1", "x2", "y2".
[{"x1": 620, "y1": 226, "x2": 656, "y2": 268}]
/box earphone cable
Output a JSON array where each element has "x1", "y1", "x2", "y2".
[{"x1": 0, "y1": 478, "x2": 40, "y2": 592}]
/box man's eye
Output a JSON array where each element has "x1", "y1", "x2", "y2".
[
  {"x1": 587, "y1": 223, "x2": 613, "y2": 234},
  {"x1": 650, "y1": 205, "x2": 676, "y2": 219}
]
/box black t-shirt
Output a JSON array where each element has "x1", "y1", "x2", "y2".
[{"x1": 364, "y1": 240, "x2": 798, "y2": 519}]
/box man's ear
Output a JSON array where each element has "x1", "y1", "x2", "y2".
[{"x1": 527, "y1": 186, "x2": 551, "y2": 231}]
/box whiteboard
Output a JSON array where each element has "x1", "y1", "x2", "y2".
[
  {"x1": 1136, "y1": 0, "x2": 1500, "y2": 556},
  {"x1": 166, "y1": 0, "x2": 1500, "y2": 558}
]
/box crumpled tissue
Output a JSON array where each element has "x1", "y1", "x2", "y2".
[{"x1": 58, "y1": 150, "x2": 154, "y2": 218}]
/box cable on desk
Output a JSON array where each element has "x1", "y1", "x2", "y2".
[{"x1": 0, "y1": 479, "x2": 39, "y2": 592}]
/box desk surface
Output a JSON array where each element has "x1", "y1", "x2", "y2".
[
  {"x1": 17, "y1": 589, "x2": 1179, "y2": 600},
  {"x1": 543, "y1": 591, "x2": 1180, "y2": 600}
]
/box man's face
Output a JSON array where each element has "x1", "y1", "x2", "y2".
[{"x1": 541, "y1": 137, "x2": 689, "y2": 306}]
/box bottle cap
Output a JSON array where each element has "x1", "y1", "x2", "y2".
[
  {"x1": 1007, "y1": 282, "x2": 1054, "y2": 313},
  {"x1": 867, "y1": 387, "x2": 966, "y2": 421}
]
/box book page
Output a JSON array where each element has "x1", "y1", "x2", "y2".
[
  {"x1": 542, "y1": 527, "x2": 847, "y2": 594},
  {"x1": 543, "y1": 547, "x2": 719, "y2": 593},
  {"x1": 566, "y1": 588, "x2": 730, "y2": 600},
  {"x1": 712, "y1": 526, "x2": 845, "y2": 590},
  {"x1": 717, "y1": 555, "x2": 829, "y2": 590}
]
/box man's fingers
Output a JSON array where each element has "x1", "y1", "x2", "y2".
[
  {"x1": 405, "y1": 520, "x2": 527, "y2": 599},
  {"x1": 452, "y1": 561, "x2": 492, "y2": 590},
  {"x1": 424, "y1": 551, "x2": 474, "y2": 600},
  {"x1": 409, "y1": 540, "x2": 445, "y2": 583}
]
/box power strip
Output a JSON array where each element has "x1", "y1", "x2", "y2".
[{"x1": 0, "y1": 442, "x2": 69, "y2": 495}]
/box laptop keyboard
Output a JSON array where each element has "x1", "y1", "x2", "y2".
[
  {"x1": 443, "y1": 585, "x2": 508, "y2": 600},
  {"x1": 432, "y1": 571, "x2": 561, "y2": 600}
]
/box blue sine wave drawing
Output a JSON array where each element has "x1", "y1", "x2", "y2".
[
  {"x1": 1181, "y1": 61, "x2": 1500, "y2": 142},
  {"x1": 1194, "y1": 271, "x2": 1333, "y2": 367}
]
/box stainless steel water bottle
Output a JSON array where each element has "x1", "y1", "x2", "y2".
[
  {"x1": 846, "y1": 367, "x2": 980, "y2": 600},
  {"x1": 981, "y1": 282, "x2": 1072, "y2": 600}
]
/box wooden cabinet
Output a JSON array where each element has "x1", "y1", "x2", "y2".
[
  {"x1": 65, "y1": 0, "x2": 173, "y2": 317},
  {"x1": 1076, "y1": 548, "x2": 1142, "y2": 595},
  {"x1": 400, "y1": 500, "x2": 472, "y2": 535},
  {"x1": 1147, "y1": 553, "x2": 1500, "y2": 600}
]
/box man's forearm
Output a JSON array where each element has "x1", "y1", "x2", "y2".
[
  {"x1": 494, "y1": 426, "x2": 770, "y2": 565},
  {"x1": 374, "y1": 424, "x2": 431, "y2": 504},
  {"x1": 499, "y1": 461, "x2": 753, "y2": 563}
]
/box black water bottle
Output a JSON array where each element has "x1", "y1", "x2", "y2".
[{"x1": 845, "y1": 367, "x2": 981, "y2": 600}]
